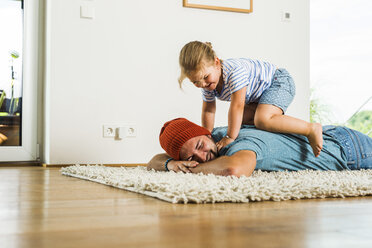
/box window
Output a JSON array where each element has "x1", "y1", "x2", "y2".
[{"x1": 310, "y1": 0, "x2": 372, "y2": 136}]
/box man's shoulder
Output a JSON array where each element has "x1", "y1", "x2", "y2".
[
  {"x1": 213, "y1": 125, "x2": 299, "y2": 147},
  {"x1": 211, "y1": 127, "x2": 227, "y2": 143},
  {"x1": 212, "y1": 125, "x2": 260, "y2": 142}
]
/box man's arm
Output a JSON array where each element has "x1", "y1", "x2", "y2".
[
  {"x1": 147, "y1": 153, "x2": 170, "y2": 172},
  {"x1": 189, "y1": 150, "x2": 256, "y2": 177},
  {"x1": 147, "y1": 150, "x2": 257, "y2": 177}
]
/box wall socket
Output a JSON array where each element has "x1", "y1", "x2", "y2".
[
  {"x1": 118, "y1": 125, "x2": 137, "y2": 139},
  {"x1": 103, "y1": 125, "x2": 117, "y2": 138},
  {"x1": 103, "y1": 124, "x2": 137, "y2": 139}
]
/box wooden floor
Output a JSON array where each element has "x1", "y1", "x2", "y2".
[{"x1": 1, "y1": 167, "x2": 372, "y2": 248}]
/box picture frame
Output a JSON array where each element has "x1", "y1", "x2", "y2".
[{"x1": 183, "y1": 0, "x2": 253, "y2": 14}]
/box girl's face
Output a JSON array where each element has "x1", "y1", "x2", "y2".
[{"x1": 188, "y1": 58, "x2": 222, "y2": 91}]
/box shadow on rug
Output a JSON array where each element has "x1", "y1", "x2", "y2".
[{"x1": 61, "y1": 165, "x2": 372, "y2": 204}]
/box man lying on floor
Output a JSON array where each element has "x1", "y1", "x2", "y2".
[{"x1": 147, "y1": 118, "x2": 372, "y2": 177}]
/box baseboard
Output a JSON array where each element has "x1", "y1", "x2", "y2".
[
  {"x1": 42, "y1": 163, "x2": 147, "y2": 168},
  {"x1": 0, "y1": 162, "x2": 147, "y2": 168},
  {"x1": 0, "y1": 161, "x2": 41, "y2": 167}
]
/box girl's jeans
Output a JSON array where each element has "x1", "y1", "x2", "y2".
[{"x1": 323, "y1": 126, "x2": 372, "y2": 170}]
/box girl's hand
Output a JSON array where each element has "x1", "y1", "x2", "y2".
[
  {"x1": 216, "y1": 136, "x2": 234, "y2": 152},
  {"x1": 167, "y1": 160, "x2": 199, "y2": 173}
]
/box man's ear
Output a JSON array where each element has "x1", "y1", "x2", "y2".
[{"x1": 215, "y1": 57, "x2": 220, "y2": 66}]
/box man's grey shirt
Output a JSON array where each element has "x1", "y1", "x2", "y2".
[{"x1": 212, "y1": 125, "x2": 349, "y2": 171}]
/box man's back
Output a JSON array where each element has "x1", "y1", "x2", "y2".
[{"x1": 213, "y1": 125, "x2": 349, "y2": 171}]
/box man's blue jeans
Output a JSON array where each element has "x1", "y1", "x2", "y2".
[{"x1": 323, "y1": 126, "x2": 372, "y2": 170}]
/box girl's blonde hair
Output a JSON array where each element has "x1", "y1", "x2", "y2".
[{"x1": 178, "y1": 41, "x2": 216, "y2": 88}]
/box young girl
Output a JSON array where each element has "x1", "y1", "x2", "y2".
[{"x1": 178, "y1": 41, "x2": 323, "y2": 157}]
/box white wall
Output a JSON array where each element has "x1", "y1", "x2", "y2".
[{"x1": 43, "y1": 0, "x2": 309, "y2": 164}]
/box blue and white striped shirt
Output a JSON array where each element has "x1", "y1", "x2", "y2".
[{"x1": 202, "y1": 58, "x2": 276, "y2": 103}]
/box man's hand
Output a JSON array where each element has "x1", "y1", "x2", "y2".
[
  {"x1": 167, "y1": 160, "x2": 199, "y2": 173},
  {"x1": 216, "y1": 136, "x2": 234, "y2": 152}
]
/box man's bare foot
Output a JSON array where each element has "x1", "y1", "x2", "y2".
[{"x1": 307, "y1": 123, "x2": 323, "y2": 157}]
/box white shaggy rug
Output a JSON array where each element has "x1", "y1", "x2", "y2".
[{"x1": 61, "y1": 165, "x2": 372, "y2": 204}]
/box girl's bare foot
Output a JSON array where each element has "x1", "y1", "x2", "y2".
[{"x1": 307, "y1": 123, "x2": 323, "y2": 157}]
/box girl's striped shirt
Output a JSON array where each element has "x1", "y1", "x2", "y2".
[{"x1": 202, "y1": 58, "x2": 276, "y2": 103}]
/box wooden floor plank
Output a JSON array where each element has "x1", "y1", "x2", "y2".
[{"x1": 0, "y1": 167, "x2": 371, "y2": 248}]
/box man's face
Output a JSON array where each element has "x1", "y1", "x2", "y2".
[{"x1": 179, "y1": 135, "x2": 218, "y2": 163}]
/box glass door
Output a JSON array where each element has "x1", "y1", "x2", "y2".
[
  {"x1": 0, "y1": 0, "x2": 38, "y2": 161},
  {"x1": 310, "y1": 0, "x2": 372, "y2": 137}
]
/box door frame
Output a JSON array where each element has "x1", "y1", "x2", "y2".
[{"x1": 0, "y1": 0, "x2": 39, "y2": 161}]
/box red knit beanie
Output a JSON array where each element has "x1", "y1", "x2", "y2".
[{"x1": 159, "y1": 118, "x2": 211, "y2": 160}]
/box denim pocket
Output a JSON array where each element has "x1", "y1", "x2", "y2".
[
  {"x1": 272, "y1": 72, "x2": 295, "y2": 97},
  {"x1": 323, "y1": 126, "x2": 356, "y2": 168},
  {"x1": 323, "y1": 125, "x2": 337, "y2": 133},
  {"x1": 349, "y1": 129, "x2": 372, "y2": 159}
]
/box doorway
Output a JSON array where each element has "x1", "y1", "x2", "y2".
[
  {"x1": 0, "y1": 0, "x2": 23, "y2": 146},
  {"x1": 0, "y1": 0, "x2": 39, "y2": 161}
]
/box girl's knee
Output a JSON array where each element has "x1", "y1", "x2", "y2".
[
  {"x1": 254, "y1": 112, "x2": 282, "y2": 130},
  {"x1": 254, "y1": 115, "x2": 269, "y2": 129}
]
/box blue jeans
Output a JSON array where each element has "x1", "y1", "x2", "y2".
[{"x1": 323, "y1": 126, "x2": 372, "y2": 170}]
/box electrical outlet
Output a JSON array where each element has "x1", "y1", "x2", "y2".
[
  {"x1": 126, "y1": 125, "x2": 137, "y2": 137},
  {"x1": 118, "y1": 125, "x2": 137, "y2": 139},
  {"x1": 103, "y1": 125, "x2": 116, "y2": 138},
  {"x1": 103, "y1": 124, "x2": 137, "y2": 139}
]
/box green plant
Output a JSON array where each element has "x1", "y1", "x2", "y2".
[
  {"x1": 10, "y1": 50, "x2": 19, "y2": 59},
  {"x1": 346, "y1": 110, "x2": 372, "y2": 137},
  {"x1": 309, "y1": 88, "x2": 334, "y2": 124},
  {"x1": 9, "y1": 50, "x2": 19, "y2": 115}
]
